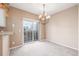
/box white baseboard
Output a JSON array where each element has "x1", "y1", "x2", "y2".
[
  {"x1": 46, "y1": 40, "x2": 78, "y2": 51},
  {"x1": 10, "y1": 40, "x2": 45, "y2": 50},
  {"x1": 10, "y1": 40, "x2": 79, "y2": 52},
  {"x1": 10, "y1": 44, "x2": 24, "y2": 50}
]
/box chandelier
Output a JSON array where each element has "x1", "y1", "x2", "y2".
[{"x1": 39, "y1": 4, "x2": 50, "y2": 23}]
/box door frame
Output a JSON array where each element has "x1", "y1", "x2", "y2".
[{"x1": 22, "y1": 18, "x2": 40, "y2": 44}]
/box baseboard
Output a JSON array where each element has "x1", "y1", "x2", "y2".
[
  {"x1": 10, "y1": 40, "x2": 79, "y2": 52},
  {"x1": 39, "y1": 39, "x2": 46, "y2": 42},
  {"x1": 10, "y1": 44, "x2": 24, "y2": 50},
  {"x1": 46, "y1": 40, "x2": 78, "y2": 51}
]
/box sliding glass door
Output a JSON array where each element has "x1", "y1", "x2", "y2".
[{"x1": 23, "y1": 20, "x2": 39, "y2": 43}]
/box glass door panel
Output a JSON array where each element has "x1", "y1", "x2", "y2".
[{"x1": 23, "y1": 20, "x2": 39, "y2": 43}]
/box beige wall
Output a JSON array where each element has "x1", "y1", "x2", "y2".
[
  {"x1": 0, "y1": 36, "x2": 2, "y2": 55},
  {"x1": 6, "y1": 6, "x2": 38, "y2": 48},
  {"x1": 46, "y1": 6, "x2": 78, "y2": 50},
  {"x1": 78, "y1": 5, "x2": 79, "y2": 52},
  {"x1": 0, "y1": 6, "x2": 45, "y2": 49},
  {"x1": 39, "y1": 23, "x2": 46, "y2": 41}
]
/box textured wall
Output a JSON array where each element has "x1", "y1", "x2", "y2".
[
  {"x1": 46, "y1": 6, "x2": 78, "y2": 50},
  {"x1": 6, "y1": 6, "x2": 38, "y2": 48}
]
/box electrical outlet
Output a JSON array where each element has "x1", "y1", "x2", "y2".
[{"x1": 12, "y1": 24, "x2": 15, "y2": 28}]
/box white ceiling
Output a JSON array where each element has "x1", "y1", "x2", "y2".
[{"x1": 10, "y1": 3, "x2": 77, "y2": 15}]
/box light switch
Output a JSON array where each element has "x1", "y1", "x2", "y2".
[
  {"x1": 12, "y1": 24, "x2": 15, "y2": 28},
  {"x1": 19, "y1": 29, "x2": 21, "y2": 32}
]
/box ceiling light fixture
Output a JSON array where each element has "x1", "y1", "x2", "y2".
[{"x1": 39, "y1": 4, "x2": 50, "y2": 24}]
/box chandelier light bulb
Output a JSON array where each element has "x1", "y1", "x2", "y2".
[
  {"x1": 39, "y1": 15, "x2": 42, "y2": 19},
  {"x1": 46, "y1": 15, "x2": 50, "y2": 19}
]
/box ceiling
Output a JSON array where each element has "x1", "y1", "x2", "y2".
[{"x1": 9, "y1": 3, "x2": 77, "y2": 16}]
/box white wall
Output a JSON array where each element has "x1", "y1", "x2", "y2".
[{"x1": 46, "y1": 6, "x2": 78, "y2": 50}]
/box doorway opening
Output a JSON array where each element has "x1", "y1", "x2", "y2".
[{"x1": 23, "y1": 18, "x2": 39, "y2": 43}]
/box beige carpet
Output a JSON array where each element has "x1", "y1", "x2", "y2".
[{"x1": 10, "y1": 41, "x2": 78, "y2": 56}]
